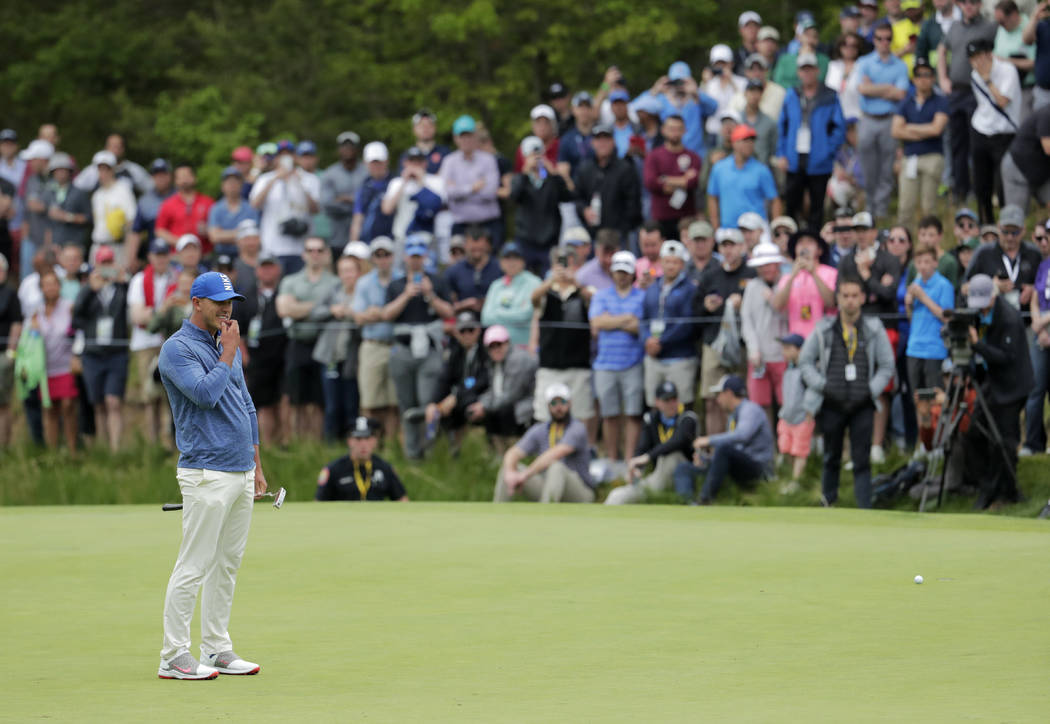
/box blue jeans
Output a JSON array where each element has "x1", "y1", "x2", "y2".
[
  {"x1": 1024, "y1": 335, "x2": 1050, "y2": 452},
  {"x1": 673, "y1": 446, "x2": 767, "y2": 503},
  {"x1": 321, "y1": 368, "x2": 359, "y2": 441}
]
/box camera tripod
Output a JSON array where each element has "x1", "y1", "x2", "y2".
[{"x1": 918, "y1": 365, "x2": 1016, "y2": 512}]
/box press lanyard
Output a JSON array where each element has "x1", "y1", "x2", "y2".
[
  {"x1": 842, "y1": 324, "x2": 857, "y2": 363},
  {"x1": 657, "y1": 404, "x2": 685, "y2": 443},
  {"x1": 354, "y1": 459, "x2": 372, "y2": 498},
  {"x1": 548, "y1": 423, "x2": 564, "y2": 448},
  {"x1": 1002, "y1": 254, "x2": 1020, "y2": 285}
]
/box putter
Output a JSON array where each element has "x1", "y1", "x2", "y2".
[{"x1": 162, "y1": 487, "x2": 286, "y2": 512}]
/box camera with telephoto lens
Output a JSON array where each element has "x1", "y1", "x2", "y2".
[{"x1": 942, "y1": 308, "x2": 979, "y2": 367}]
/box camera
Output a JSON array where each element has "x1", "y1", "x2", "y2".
[
  {"x1": 557, "y1": 253, "x2": 569, "y2": 267},
  {"x1": 942, "y1": 308, "x2": 979, "y2": 367}
]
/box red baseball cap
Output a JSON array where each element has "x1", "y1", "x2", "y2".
[
  {"x1": 231, "y1": 146, "x2": 253, "y2": 162},
  {"x1": 730, "y1": 124, "x2": 758, "y2": 143},
  {"x1": 94, "y1": 246, "x2": 115, "y2": 264}
]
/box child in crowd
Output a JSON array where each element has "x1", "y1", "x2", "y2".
[
  {"x1": 775, "y1": 333, "x2": 811, "y2": 493},
  {"x1": 904, "y1": 243, "x2": 954, "y2": 446}
]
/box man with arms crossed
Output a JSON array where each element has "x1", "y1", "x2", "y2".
[{"x1": 157, "y1": 271, "x2": 267, "y2": 680}]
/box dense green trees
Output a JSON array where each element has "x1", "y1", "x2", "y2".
[{"x1": 1, "y1": 0, "x2": 840, "y2": 193}]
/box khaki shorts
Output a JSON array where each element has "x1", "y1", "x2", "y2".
[
  {"x1": 699, "y1": 344, "x2": 738, "y2": 399},
  {"x1": 358, "y1": 340, "x2": 397, "y2": 409},
  {"x1": 643, "y1": 356, "x2": 698, "y2": 407},
  {"x1": 533, "y1": 367, "x2": 595, "y2": 421},
  {"x1": 126, "y1": 347, "x2": 163, "y2": 405}
]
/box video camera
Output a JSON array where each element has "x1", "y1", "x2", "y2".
[{"x1": 941, "y1": 308, "x2": 980, "y2": 368}]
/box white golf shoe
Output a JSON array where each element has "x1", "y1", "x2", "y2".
[
  {"x1": 158, "y1": 652, "x2": 218, "y2": 680},
  {"x1": 202, "y1": 650, "x2": 260, "y2": 675}
]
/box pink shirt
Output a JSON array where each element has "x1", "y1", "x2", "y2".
[
  {"x1": 635, "y1": 257, "x2": 663, "y2": 284},
  {"x1": 776, "y1": 264, "x2": 838, "y2": 338}
]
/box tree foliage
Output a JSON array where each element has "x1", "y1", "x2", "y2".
[{"x1": 0, "y1": 0, "x2": 837, "y2": 194}]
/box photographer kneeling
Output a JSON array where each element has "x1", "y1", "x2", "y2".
[{"x1": 956, "y1": 274, "x2": 1033, "y2": 509}]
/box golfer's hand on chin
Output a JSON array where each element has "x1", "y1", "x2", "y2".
[{"x1": 254, "y1": 467, "x2": 269, "y2": 499}]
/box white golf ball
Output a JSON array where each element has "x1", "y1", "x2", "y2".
[{"x1": 914, "y1": 575, "x2": 924, "y2": 584}]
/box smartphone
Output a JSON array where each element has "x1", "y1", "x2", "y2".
[
  {"x1": 413, "y1": 272, "x2": 422, "y2": 284},
  {"x1": 557, "y1": 253, "x2": 569, "y2": 267}
]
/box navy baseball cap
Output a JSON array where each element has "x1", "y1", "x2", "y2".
[
  {"x1": 708, "y1": 374, "x2": 746, "y2": 397},
  {"x1": 350, "y1": 416, "x2": 377, "y2": 439},
  {"x1": 190, "y1": 271, "x2": 246, "y2": 302},
  {"x1": 778, "y1": 333, "x2": 805, "y2": 348},
  {"x1": 276, "y1": 139, "x2": 295, "y2": 154},
  {"x1": 296, "y1": 140, "x2": 317, "y2": 155},
  {"x1": 221, "y1": 165, "x2": 243, "y2": 180},
  {"x1": 149, "y1": 158, "x2": 171, "y2": 174},
  {"x1": 148, "y1": 239, "x2": 171, "y2": 255},
  {"x1": 654, "y1": 380, "x2": 679, "y2": 400},
  {"x1": 500, "y1": 242, "x2": 524, "y2": 258},
  {"x1": 0, "y1": 129, "x2": 17, "y2": 142},
  {"x1": 608, "y1": 89, "x2": 630, "y2": 103}
]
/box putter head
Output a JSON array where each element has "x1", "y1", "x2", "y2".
[{"x1": 273, "y1": 487, "x2": 287, "y2": 509}]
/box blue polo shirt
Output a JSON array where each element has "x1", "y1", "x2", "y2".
[
  {"x1": 557, "y1": 128, "x2": 594, "y2": 175},
  {"x1": 856, "y1": 52, "x2": 911, "y2": 116},
  {"x1": 612, "y1": 124, "x2": 633, "y2": 158},
  {"x1": 589, "y1": 284, "x2": 646, "y2": 370},
  {"x1": 207, "y1": 198, "x2": 260, "y2": 231},
  {"x1": 444, "y1": 256, "x2": 502, "y2": 303},
  {"x1": 351, "y1": 268, "x2": 403, "y2": 340},
  {"x1": 905, "y1": 271, "x2": 954, "y2": 360},
  {"x1": 159, "y1": 320, "x2": 258, "y2": 472},
  {"x1": 706, "y1": 156, "x2": 779, "y2": 228},
  {"x1": 895, "y1": 93, "x2": 949, "y2": 156}
]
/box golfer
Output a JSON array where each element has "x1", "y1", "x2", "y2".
[{"x1": 157, "y1": 271, "x2": 267, "y2": 680}]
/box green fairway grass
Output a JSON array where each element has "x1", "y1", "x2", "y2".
[{"x1": 2, "y1": 504, "x2": 1047, "y2": 723}]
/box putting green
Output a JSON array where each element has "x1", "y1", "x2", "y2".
[{"x1": 2, "y1": 503, "x2": 1047, "y2": 722}]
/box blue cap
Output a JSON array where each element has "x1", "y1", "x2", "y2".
[
  {"x1": 276, "y1": 140, "x2": 295, "y2": 154},
  {"x1": 148, "y1": 239, "x2": 170, "y2": 255},
  {"x1": 778, "y1": 333, "x2": 805, "y2": 348},
  {"x1": 633, "y1": 94, "x2": 663, "y2": 116},
  {"x1": 608, "y1": 89, "x2": 630, "y2": 103},
  {"x1": 405, "y1": 243, "x2": 428, "y2": 257},
  {"x1": 708, "y1": 374, "x2": 747, "y2": 397},
  {"x1": 190, "y1": 271, "x2": 246, "y2": 302},
  {"x1": 221, "y1": 165, "x2": 243, "y2": 180},
  {"x1": 405, "y1": 233, "x2": 430, "y2": 256},
  {"x1": 296, "y1": 140, "x2": 317, "y2": 155},
  {"x1": 955, "y1": 207, "x2": 978, "y2": 223},
  {"x1": 452, "y1": 115, "x2": 476, "y2": 136},
  {"x1": 500, "y1": 241, "x2": 524, "y2": 258},
  {"x1": 668, "y1": 61, "x2": 691, "y2": 82}
]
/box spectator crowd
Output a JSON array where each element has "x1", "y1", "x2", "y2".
[{"x1": 3, "y1": 0, "x2": 1050, "y2": 511}]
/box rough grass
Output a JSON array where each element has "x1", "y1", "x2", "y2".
[{"x1": 2, "y1": 427, "x2": 1048, "y2": 519}]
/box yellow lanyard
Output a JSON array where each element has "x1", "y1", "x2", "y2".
[
  {"x1": 548, "y1": 423, "x2": 564, "y2": 448},
  {"x1": 354, "y1": 459, "x2": 372, "y2": 498},
  {"x1": 842, "y1": 324, "x2": 857, "y2": 364},
  {"x1": 657, "y1": 404, "x2": 685, "y2": 443},
  {"x1": 729, "y1": 418, "x2": 736, "y2": 432}
]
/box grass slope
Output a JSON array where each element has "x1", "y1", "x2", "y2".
[{"x1": 2, "y1": 503, "x2": 1047, "y2": 723}]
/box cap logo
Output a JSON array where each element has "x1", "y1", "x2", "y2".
[{"x1": 220, "y1": 274, "x2": 233, "y2": 291}]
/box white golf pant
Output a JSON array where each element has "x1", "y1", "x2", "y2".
[
  {"x1": 605, "y1": 452, "x2": 686, "y2": 505},
  {"x1": 161, "y1": 467, "x2": 255, "y2": 662}
]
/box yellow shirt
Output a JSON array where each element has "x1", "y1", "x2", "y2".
[{"x1": 892, "y1": 18, "x2": 921, "y2": 75}]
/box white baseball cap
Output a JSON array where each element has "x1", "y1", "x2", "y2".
[
  {"x1": 747, "y1": 241, "x2": 785, "y2": 267},
  {"x1": 710, "y1": 44, "x2": 734, "y2": 65},
  {"x1": 363, "y1": 141, "x2": 388, "y2": 163},
  {"x1": 92, "y1": 150, "x2": 118, "y2": 168},
  {"x1": 530, "y1": 104, "x2": 557, "y2": 122},
  {"x1": 370, "y1": 236, "x2": 395, "y2": 254},
  {"x1": 659, "y1": 239, "x2": 689, "y2": 261},
  {"x1": 544, "y1": 382, "x2": 572, "y2": 404},
  {"x1": 611, "y1": 250, "x2": 637, "y2": 274},
  {"x1": 738, "y1": 11, "x2": 762, "y2": 27},
  {"x1": 175, "y1": 233, "x2": 201, "y2": 252},
  {"x1": 19, "y1": 139, "x2": 54, "y2": 161},
  {"x1": 737, "y1": 212, "x2": 766, "y2": 231},
  {"x1": 342, "y1": 240, "x2": 371, "y2": 260},
  {"x1": 520, "y1": 135, "x2": 545, "y2": 156},
  {"x1": 716, "y1": 228, "x2": 745, "y2": 245}
]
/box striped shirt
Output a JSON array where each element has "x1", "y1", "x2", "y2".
[{"x1": 589, "y1": 284, "x2": 646, "y2": 371}]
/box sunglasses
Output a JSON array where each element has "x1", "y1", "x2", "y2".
[
  {"x1": 1001, "y1": 228, "x2": 1022, "y2": 236},
  {"x1": 459, "y1": 326, "x2": 479, "y2": 333},
  {"x1": 549, "y1": 398, "x2": 569, "y2": 407},
  {"x1": 874, "y1": 35, "x2": 892, "y2": 42},
  {"x1": 1034, "y1": 235, "x2": 1048, "y2": 242}
]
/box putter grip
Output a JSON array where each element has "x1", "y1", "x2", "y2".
[{"x1": 162, "y1": 503, "x2": 183, "y2": 511}]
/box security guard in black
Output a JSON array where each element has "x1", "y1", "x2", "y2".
[{"x1": 315, "y1": 416, "x2": 408, "y2": 501}]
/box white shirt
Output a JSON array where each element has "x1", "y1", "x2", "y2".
[
  {"x1": 729, "y1": 82, "x2": 787, "y2": 123},
  {"x1": 127, "y1": 268, "x2": 175, "y2": 351},
  {"x1": 90, "y1": 179, "x2": 137, "y2": 244},
  {"x1": 824, "y1": 60, "x2": 862, "y2": 121},
  {"x1": 249, "y1": 169, "x2": 321, "y2": 257},
  {"x1": 383, "y1": 174, "x2": 446, "y2": 241},
  {"x1": 703, "y1": 74, "x2": 748, "y2": 135},
  {"x1": 970, "y1": 58, "x2": 1021, "y2": 136}
]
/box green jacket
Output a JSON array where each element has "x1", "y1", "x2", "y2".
[{"x1": 15, "y1": 328, "x2": 50, "y2": 408}]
